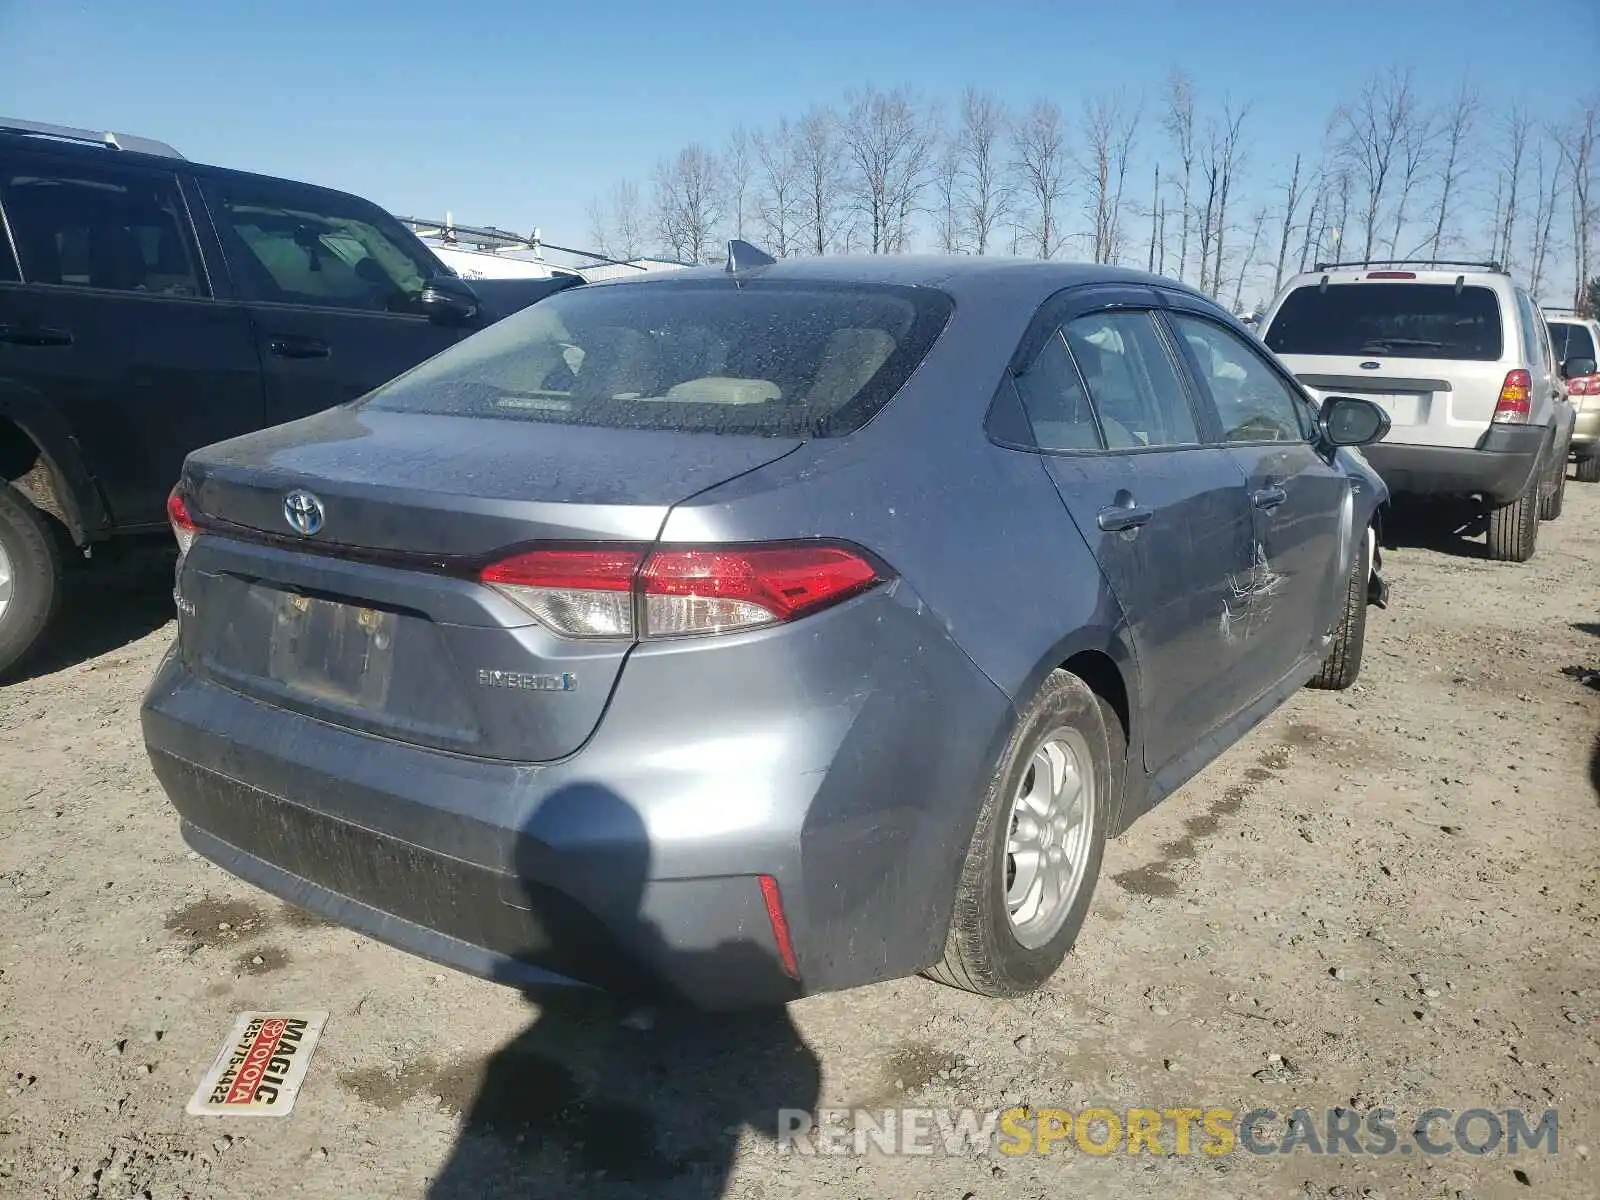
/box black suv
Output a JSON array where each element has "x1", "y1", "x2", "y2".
[{"x1": 0, "y1": 118, "x2": 577, "y2": 675}]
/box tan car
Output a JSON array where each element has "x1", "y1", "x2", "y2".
[{"x1": 1547, "y1": 311, "x2": 1600, "y2": 483}]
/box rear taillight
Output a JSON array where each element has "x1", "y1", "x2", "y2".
[
  {"x1": 1364, "y1": 270, "x2": 1417, "y2": 279},
  {"x1": 480, "y1": 543, "x2": 882, "y2": 640},
  {"x1": 1568, "y1": 374, "x2": 1600, "y2": 397},
  {"x1": 167, "y1": 487, "x2": 197, "y2": 558},
  {"x1": 1492, "y1": 370, "x2": 1533, "y2": 424}
]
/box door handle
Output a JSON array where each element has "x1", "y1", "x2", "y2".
[
  {"x1": 1097, "y1": 503, "x2": 1155, "y2": 533},
  {"x1": 267, "y1": 338, "x2": 330, "y2": 360},
  {"x1": 0, "y1": 325, "x2": 73, "y2": 347},
  {"x1": 1251, "y1": 485, "x2": 1288, "y2": 510}
]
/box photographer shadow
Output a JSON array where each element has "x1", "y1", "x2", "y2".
[{"x1": 426, "y1": 783, "x2": 822, "y2": 1200}]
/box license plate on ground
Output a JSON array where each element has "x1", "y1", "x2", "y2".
[{"x1": 266, "y1": 592, "x2": 396, "y2": 708}]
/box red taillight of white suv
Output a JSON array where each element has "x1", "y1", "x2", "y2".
[
  {"x1": 1491, "y1": 370, "x2": 1533, "y2": 423},
  {"x1": 480, "y1": 543, "x2": 883, "y2": 640}
]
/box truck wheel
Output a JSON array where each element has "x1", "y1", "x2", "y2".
[
  {"x1": 0, "y1": 483, "x2": 64, "y2": 677},
  {"x1": 926, "y1": 670, "x2": 1113, "y2": 997},
  {"x1": 1577, "y1": 454, "x2": 1600, "y2": 484},
  {"x1": 1308, "y1": 529, "x2": 1370, "y2": 691},
  {"x1": 1485, "y1": 460, "x2": 1541, "y2": 563}
]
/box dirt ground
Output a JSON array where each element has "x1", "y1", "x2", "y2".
[{"x1": 2, "y1": 481, "x2": 1598, "y2": 1200}]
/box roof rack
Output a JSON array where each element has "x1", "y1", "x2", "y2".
[
  {"x1": 0, "y1": 117, "x2": 184, "y2": 159},
  {"x1": 1312, "y1": 258, "x2": 1504, "y2": 274}
]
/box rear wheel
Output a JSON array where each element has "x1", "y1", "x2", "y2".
[
  {"x1": 0, "y1": 483, "x2": 64, "y2": 677},
  {"x1": 926, "y1": 670, "x2": 1112, "y2": 997},
  {"x1": 1308, "y1": 528, "x2": 1370, "y2": 691},
  {"x1": 1577, "y1": 453, "x2": 1600, "y2": 484},
  {"x1": 1485, "y1": 459, "x2": 1541, "y2": 563}
]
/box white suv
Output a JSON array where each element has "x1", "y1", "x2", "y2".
[
  {"x1": 1546, "y1": 311, "x2": 1600, "y2": 483},
  {"x1": 1259, "y1": 261, "x2": 1575, "y2": 562}
]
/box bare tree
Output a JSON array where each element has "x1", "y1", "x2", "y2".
[
  {"x1": 1082, "y1": 89, "x2": 1142, "y2": 263},
  {"x1": 841, "y1": 86, "x2": 935, "y2": 253},
  {"x1": 1529, "y1": 133, "x2": 1564, "y2": 298},
  {"x1": 1271, "y1": 152, "x2": 1308, "y2": 293},
  {"x1": 1297, "y1": 181, "x2": 1323, "y2": 273},
  {"x1": 1496, "y1": 105, "x2": 1533, "y2": 268},
  {"x1": 1559, "y1": 97, "x2": 1599, "y2": 309},
  {"x1": 932, "y1": 139, "x2": 964, "y2": 253},
  {"x1": 725, "y1": 128, "x2": 753, "y2": 241},
  {"x1": 957, "y1": 88, "x2": 1013, "y2": 255},
  {"x1": 1385, "y1": 100, "x2": 1435, "y2": 257},
  {"x1": 752, "y1": 121, "x2": 802, "y2": 257},
  {"x1": 1232, "y1": 206, "x2": 1269, "y2": 311},
  {"x1": 1163, "y1": 71, "x2": 1198, "y2": 281},
  {"x1": 1011, "y1": 98, "x2": 1069, "y2": 258},
  {"x1": 653, "y1": 144, "x2": 725, "y2": 264},
  {"x1": 1338, "y1": 67, "x2": 1418, "y2": 261},
  {"x1": 1197, "y1": 100, "x2": 1249, "y2": 295},
  {"x1": 587, "y1": 179, "x2": 646, "y2": 261},
  {"x1": 794, "y1": 106, "x2": 850, "y2": 255},
  {"x1": 1424, "y1": 81, "x2": 1480, "y2": 260},
  {"x1": 1147, "y1": 163, "x2": 1162, "y2": 272}
]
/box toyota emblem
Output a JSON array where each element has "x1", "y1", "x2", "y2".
[{"x1": 283, "y1": 489, "x2": 325, "y2": 536}]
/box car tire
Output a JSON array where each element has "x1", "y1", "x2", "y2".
[
  {"x1": 1577, "y1": 454, "x2": 1600, "y2": 484},
  {"x1": 0, "y1": 482, "x2": 65, "y2": 678},
  {"x1": 1484, "y1": 460, "x2": 1541, "y2": 564},
  {"x1": 1308, "y1": 528, "x2": 1371, "y2": 691},
  {"x1": 1540, "y1": 453, "x2": 1566, "y2": 520},
  {"x1": 926, "y1": 669, "x2": 1113, "y2": 997}
]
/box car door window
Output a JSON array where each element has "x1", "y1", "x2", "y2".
[
  {"x1": 1169, "y1": 314, "x2": 1309, "y2": 444},
  {"x1": 0, "y1": 163, "x2": 203, "y2": 297},
  {"x1": 1011, "y1": 328, "x2": 1104, "y2": 450},
  {"x1": 1059, "y1": 311, "x2": 1200, "y2": 448},
  {"x1": 207, "y1": 178, "x2": 433, "y2": 314},
  {"x1": 1514, "y1": 290, "x2": 1545, "y2": 369}
]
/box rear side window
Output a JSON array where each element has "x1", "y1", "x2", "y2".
[
  {"x1": 1013, "y1": 330, "x2": 1103, "y2": 450},
  {"x1": 206, "y1": 178, "x2": 435, "y2": 313},
  {"x1": 0, "y1": 163, "x2": 203, "y2": 296},
  {"x1": 1264, "y1": 282, "x2": 1504, "y2": 361},
  {"x1": 362, "y1": 279, "x2": 955, "y2": 438},
  {"x1": 1551, "y1": 321, "x2": 1597, "y2": 364},
  {"x1": 1513, "y1": 290, "x2": 1547, "y2": 368}
]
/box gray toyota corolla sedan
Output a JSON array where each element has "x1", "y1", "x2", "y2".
[{"x1": 142, "y1": 247, "x2": 1391, "y2": 1010}]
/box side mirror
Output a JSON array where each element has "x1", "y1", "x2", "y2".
[
  {"x1": 1561, "y1": 356, "x2": 1597, "y2": 380},
  {"x1": 418, "y1": 275, "x2": 481, "y2": 327},
  {"x1": 1319, "y1": 396, "x2": 1390, "y2": 447}
]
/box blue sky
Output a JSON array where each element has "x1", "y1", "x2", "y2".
[{"x1": 1, "y1": 0, "x2": 1596, "y2": 291}]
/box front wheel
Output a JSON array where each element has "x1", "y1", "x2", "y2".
[
  {"x1": 926, "y1": 670, "x2": 1113, "y2": 997},
  {"x1": 1308, "y1": 526, "x2": 1371, "y2": 691}
]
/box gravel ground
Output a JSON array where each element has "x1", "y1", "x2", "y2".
[{"x1": 2, "y1": 481, "x2": 1597, "y2": 1200}]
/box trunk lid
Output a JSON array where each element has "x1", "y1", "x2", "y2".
[
  {"x1": 1280, "y1": 354, "x2": 1513, "y2": 450},
  {"x1": 177, "y1": 405, "x2": 802, "y2": 762}
]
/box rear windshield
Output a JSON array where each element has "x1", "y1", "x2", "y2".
[
  {"x1": 1264, "y1": 282, "x2": 1504, "y2": 361},
  {"x1": 362, "y1": 279, "x2": 955, "y2": 437},
  {"x1": 1550, "y1": 321, "x2": 1596, "y2": 364}
]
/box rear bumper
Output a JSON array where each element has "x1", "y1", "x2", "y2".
[
  {"x1": 1360, "y1": 425, "x2": 1545, "y2": 505},
  {"x1": 141, "y1": 587, "x2": 1012, "y2": 1011}
]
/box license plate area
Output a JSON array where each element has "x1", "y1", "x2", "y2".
[
  {"x1": 1365, "y1": 392, "x2": 1422, "y2": 424},
  {"x1": 266, "y1": 591, "x2": 397, "y2": 709}
]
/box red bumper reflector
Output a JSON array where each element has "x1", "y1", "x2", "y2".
[{"x1": 758, "y1": 874, "x2": 800, "y2": 979}]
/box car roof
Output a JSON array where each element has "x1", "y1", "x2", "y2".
[
  {"x1": 584, "y1": 254, "x2": 1215, "y2": 313},
  {"x1": 0, "y1": 126, "x2": 391, "y2": 212}
]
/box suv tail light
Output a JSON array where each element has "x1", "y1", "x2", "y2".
[
  {"x1": 481, "y1": 543, "x2": 883, "y2": 640},
  {"x1": 167, "y1": 487, "x2": 197, "y2": 559},
  {"x1": 1492, "y1": 370, "x2": 1533, "y2": 423},
  {"x1": 1568, "y1": 373, "x2": 1600, "y2": 397}
]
